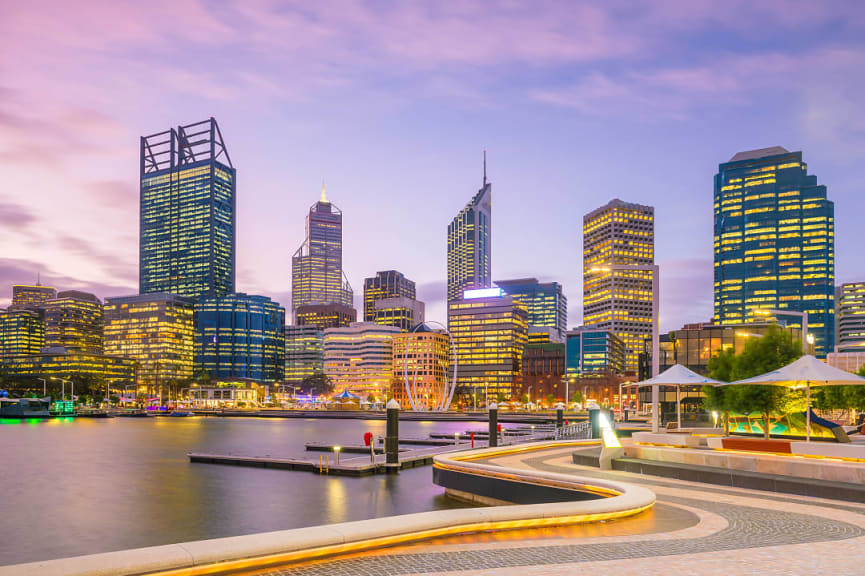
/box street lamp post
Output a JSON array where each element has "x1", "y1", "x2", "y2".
[
  {"x1": 37, "y1": 378, "x2": 47, "y2": 398},
  {"x1": 755, "y1": 309, "x2": 809, "y2": 353}
]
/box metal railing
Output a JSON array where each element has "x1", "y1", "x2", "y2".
[{"x1": 555, "y1": 421, "x2": 592, "y2": 440}]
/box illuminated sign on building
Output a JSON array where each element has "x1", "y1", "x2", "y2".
[{"x1": 463, "y1": 287, "x2": 503, "y2": 300}]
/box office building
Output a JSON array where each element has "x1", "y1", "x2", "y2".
[
  {"x1": 391, "y1": 326, "x2": 451, "y2": 410},
  {"x1": 9, "y1": 284, "x2": 56, "y2": 311},
  {"x1": 496, "y1": 278, "x2": 567, "y2": 341},
  {"x1": 285, "y1": 325, "x2": 324, "y2": 385},
  {"x1": 194, "y1": 294, "x2": 285, "y2": 384},
  {"x1": 583, "y1": 199, "x2": 657, "y2": 373},
  {"x1": 363, "y1": 270, "x2": 416, "y2": 322},
  {"x1": 714, "y1": 147, "x2": 834, "y2": 357},
  {"x1": 528, "y1": 327, "x2": 560, "y2": 344},
  {"x1": 0, "y1": 309, "x2": 45, "y2": 356},
  {"x1": 447, "y1": 155, "x2": 492, "y2": 303},
  {"x1": 521, "y1": 342, "x2": 565, "y2": 404},
  {"x1": 140, "y1": 118, "x2": 235, "y2": 300},
  {"x1": 0, "y1": 346, "x2": 135, "y2": 383},
  {"x1": 448, "y1": 287, "x2": 528, "y2": 405},
  {"x1": 373, "y1": 296, "x2": 425, "y2": 331},
  {"x1": 103, "y1": 293, "x2": 195, "y2": 387},
  {"x1": 836, "y1": 282, "x2": 865, "y2": 353},
  {"x1": 44, "y1": 291, "x2": 103, "y2": 354},
  {"x1": 291, "y1": 185, "x2": 353, "y2": 314},
  {"x1": 295, "y1": 303, "x2": 356, "y2": 331},
  {"x1": 323, "y1": 322, "x2": 399, "y2": 398},
  {"x1": 565, "y1": 328, "x2": 626, "y2": 378}
]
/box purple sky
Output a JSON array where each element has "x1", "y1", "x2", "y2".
[{"x1": 1, "y1": 1, "x2": 864, "y2": 331}]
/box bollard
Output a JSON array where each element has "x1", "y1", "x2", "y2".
[
  {"x1": 471, "y1": 432, "x2": 475, "y2": 448},
  {"x1": 556, "y1": 404, "x2": 564, "y2": 429},
  {"x1": 589, "y1": 408, "x2": 600, "y2": 439},
  {"x1": 488, "y1": 402, "x2": 498, "y2": 447},
  {"x1": 385, "y1": 398, "x2": 400, "y2": 473}
]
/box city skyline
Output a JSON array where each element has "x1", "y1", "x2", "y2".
[{"x1": 3, "y1": 2, "x2": 865, "y2": 333}]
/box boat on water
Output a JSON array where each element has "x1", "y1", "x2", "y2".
[
  {"x1": 0, "y1": 398, "x2": 51, "y2": 418},
  {"x1": 166, "y1": 411, "x2": 195, "y2": 417}
]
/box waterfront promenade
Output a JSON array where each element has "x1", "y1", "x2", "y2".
[{"x1": 244, "y1": 444, "x2": 865, "y2": 576}]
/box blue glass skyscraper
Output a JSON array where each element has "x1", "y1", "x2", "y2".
[
  {"x1": 714, "y1": 147, "x2": 834, "y2": 357},
  {"x1": 140, "y1": 118, "x2": 235, "y2": 300}
]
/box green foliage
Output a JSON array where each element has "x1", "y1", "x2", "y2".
[
  {"x1": 519, "y1": 393, "x2": 530, "y2": 404},
  {"x1": 367, "y1": 394, "x2": 376, "y2": 404},
  {"x1": 707, "y1": 347, "x2": 735, "y2": 383},
  {"x1": 496, "y1": 392, "x2": 508, "y2": 403},
  {"x1": 302, "y1": 373, "x2": 333, "y2": 396},
  {"x1": 570, "y1": 390, "x2": 583, "y2": 404},
  {"x1": 545, "y1": 394, "x2": 555, "y2": 405}
]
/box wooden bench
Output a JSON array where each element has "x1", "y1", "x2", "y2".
[{"x1": 720, "y1": 437, "x2": 792, "y2": 454}]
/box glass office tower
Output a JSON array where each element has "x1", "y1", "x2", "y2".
[
  {"x1": 714, "y1": 147, "x2": 834, "y2": 357},
  {"x1": 10, "y1": 284, "x2": 56, "y2": 311},
  {"x1": 44, "y1": 291, "x2": 103, "y2": 354},
  {"x1": 583, "y1": 199, "x2": 656, "y2": 373},
  {"x1": 496, "y1": 278, "x2": 568, "y2": 341},
  {"x1": 0, "y1": 309, "x2": 45, "y2": 355},
  {"x1": 837, "y1": 282, "x2": 865, "y2": 353},
  {"x1": 194, "y1": 294, "x2": 285, "y2": 384},
  {"x1": 140, "y1": 118, "x2": 235, "y2": 300},
  {"x1": 285, "y1": 325, "x2": 324, "y2": 385},
  {"x1": 447, "y1": 155, "x2": 492, "y2": 304},
  {"x1": 291, "y1": 185, "x2": 353, "y2": 315},
  {"x1": 363, "y1": 270, "x2": 416, "y2": 322}
]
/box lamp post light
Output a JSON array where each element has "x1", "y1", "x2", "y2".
[
  {"x1": 333, "y1": 445, "x2": 341, "y2": 465},
  {"x1": 37, "y1": 378, "x2": 47, "y2": 398}
]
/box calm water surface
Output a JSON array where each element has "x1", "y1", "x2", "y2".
[{"x1": 0, "y1": 416, "x2": 482, "y2": 565}]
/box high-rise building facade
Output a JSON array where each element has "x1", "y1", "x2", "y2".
[
  {"x1": 103, "y1": 293, "x2": 195, "y2": 387},
  {"x1": 583, "y1": 199, "x2": 656, "y2": 373},
  {"x1": 836, "y1": 282, "x2": 865, "y2": 353},
  {"x1": 363, "y1": 270, "x2": 416, "y2": 322},
  {"x1": 140, "y1": 118, "x2": 235, "y2": 300},
  {"x1": 565, "y1": 328, "x2": 626, "y2": 379},
  {"x1": 448, "y1": 287, "x2": 528, "y2": 405},
  {"x1": 0, "y1": 309, "x2": 45, "y2": 355},
  {"x1": 714, "y1": 147, "x2": 834, "y2": 357},
  {"x1": 373, "y1": 296, "x2": 425, "y2": 331},
  {"x1": 323, "y1": 322, "x2": 399, "y2": 398},
  {"x1": 292, "y1": 186, "x2": 353, "y2": 314},
  {"x1": 391, "y1": 326, "x2": 451, "y2": 410},
  {"x1": 44, "y1": 291, "x2": 103, "y2": 354},
  {"x1": 447, "y1": 158, "x2": 491, "y2": 303},
  {"x1": 194, "y1": 294, "x2": 285, "y2": 384},
  {"x1": 285, "y1": 325, "x2": 324, "y2": 385},
  {"x1": 496, "y1": 278, "x2": 568, "y2": 341},
  {"x1": 10, "y1": 284, "x2": 56, "y2": 311},
  {"x1": 0, "y1": 348, "x2": 135, "y2": 383},
  {"x1": 295, "y1": 303, "x2": 356, "y2": 331}
]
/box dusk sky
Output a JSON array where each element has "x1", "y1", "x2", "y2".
[{"x1": 2, "y1": 1, "x2": 864, "y2": 331}]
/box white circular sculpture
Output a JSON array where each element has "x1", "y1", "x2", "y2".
[{"x1": 402, "y1": 321, "x2": 457, "y2": 412}]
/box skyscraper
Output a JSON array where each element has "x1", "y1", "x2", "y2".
[
  {"x1": 363, "y1": 270, "x2": 416, "y2": 321},
  {"x1": 447, "y1": 154, "x2": 492, "y2": 303},
  {"x1": 496, "y1": 278, "x2": 568, "y2": 341},
  {"x1": 0, "y1": 309, "x2": 44, "y2": 355},
  {"x1": 44, "y1": 291, "x2": 103, "y2": 354},
  {"x1": 714, "y1": 147, "x2": 834, "y2": 357},
  {"x1": 291, "y1": 185, "x2": 353, "y2": 315},
  {"x1": 373, "y1": 296, "x2": 425, "y2": 331},
  {"x1": 295, "y1": 303, "x2": 357, "y2": 331},
  {"x1": 10, "y1": 284, "x2": 56, "y2": 311},
  {"x1": 837, "y1": 282, "x2": 865, "y2": 353},
  {"x1": 285, "y1": 325, "x2": 324, "y2": 386},
  {"x1": 140, "y1": 118, "x2": 235, "y2": 300},
  {"x1": 583, "y1": 199, "x2": 657, "y2": 373}
]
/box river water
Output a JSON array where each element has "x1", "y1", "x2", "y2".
[{"x1": 0, "y1": 416, "x2": 482, "y2": 566}]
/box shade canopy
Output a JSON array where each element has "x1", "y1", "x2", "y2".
[
  {"x1": 722, "y1": 355, "x2": 865, "y2": 388},
  {"x1": 333, "y1": 390, "x2": 361, "y2": 400},
  {"x1": 626, "y1": 364, "x2": 725, "y2": 388}
]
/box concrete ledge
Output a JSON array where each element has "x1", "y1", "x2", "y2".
[
  {"x1": 632, "y1": 432, "x2": 702, "y2": 448},
  {"x1": 790, "y1": 442, "x2": 865, "y2": 460},
  {"x1": 1, "y1": 441, "x2": 655, "y2": 576}
]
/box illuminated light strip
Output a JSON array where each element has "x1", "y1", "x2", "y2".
[{"x1": 150, "y1": 504, "x2": 655, "y2": 576}]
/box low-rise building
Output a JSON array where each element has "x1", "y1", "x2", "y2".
[
  {"x1": 44, "y1": 290, "x2": 103, "y2": 354},
  {"x1": 323, "y1": 322, "x2": 399, "y2": 399},
  {"x1": 0, "y1": 308, "x2": 45, "y2": 355},
  {"x1": 391, "y1": 326, "x2": 450, "y2": 410}
]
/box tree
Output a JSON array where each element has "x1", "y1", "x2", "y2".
[
  {"x1": 570, "y1": 390, "x2": 583, "y2": 405},
  {"x1": 302, "y1": 373, "x2": 333, "y2": 396},
  {"x1": 519, "y1": 393, "x2": 530, "y2": 404}
]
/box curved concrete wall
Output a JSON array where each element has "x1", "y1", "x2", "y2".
[{"x1": 1, "y1": 441, "x2": 655, "y2": 576}]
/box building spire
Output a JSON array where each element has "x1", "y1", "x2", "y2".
[
  {"x1": 483, "y1": 150, "x2": 487, "y2": 187},
  {"x1": 321, "y1": 180, "x2": 328, "y2": 203},
  {"x1": 36, "y1": 271, "x2": 41, "y2": 286}
]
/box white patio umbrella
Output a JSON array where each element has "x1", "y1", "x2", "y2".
[
  {"x1": 627, "y1": 364, "x2": 725, "y2": 431},
  {"x1": 721, "y1": 355, "x2": 865, "y2": 441}
]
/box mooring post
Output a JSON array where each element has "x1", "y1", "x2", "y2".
[
  {"x1": 386, "y1": 399, "x2": 400, "y2": 473},
  {"x1": 556, "y1": 402, "x2": 564, "y2": 429},
  {"x1": 488, "y1": 402, "x2": 498, "y2": 447}
]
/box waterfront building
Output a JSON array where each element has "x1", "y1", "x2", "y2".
[
  {"x1": 448, "y1": 287, "x2": 528, "y2": 405},
  {"x1": 391, "y1": 326, "x2": 450, "y2": 409},
  {"x1": 103, "y1": 293, "x2": 195, "y2": 387},
  {"x1": 291, "y1": 185, "x2": 353, "y2": 314},
  {"x1": 583, "y1": 199, "x2": 657, "y2": 374},
  {"x1": 44, "y1": 291, "x2": 103, "y2": 354},
  {"x1": 447, "y1": 156, "x2": 492, "y2": 304},
  {"x1": 565, "y1": 328, "x2": 626, "y2": 378},
  {"x1": 194, "y1": 293, "x2": 285, "y2": 384},
  {"x1": 140, "y1": 118, "x2": 236, "y2": 300},
  {"x1": 496, "y1": 278, "x2": 568, "y2": 341},
  {"x1": 295, "y1": 303, "x2": 356, "y2": 331},
  {"x1": 189, "y1": 378, "x2": 261, "y2": 408},
  {"x1": 521, "y1": 342, "x2": 565, "y2": 404},
  {"x1": 373, "y1": 296, "x2": 425, "y2": 331},
  {"x1": 9, "y1": 284, "x2": 56, "y2": 311},
  {"x1": 285, "y1": 325, "x2": 324, "y2": 385},
  {"x1": 0, "y1": 346, "x2": 135, "y2": 383},
  {"x1": 0, "y1": 308, "x2": 45, "y2": 355},
  {"x1": 714, "y1": 147, "x2": 834, "y2": 357},
  {"x1": 323, "y1": 322, "x2": 400, "y2": 398},
  {"x1": 836, "y1": 282, "x2": 865, "y2": 353},
  {"x1": 363, "y1": 270, "x2": 416, "y2": 322}
]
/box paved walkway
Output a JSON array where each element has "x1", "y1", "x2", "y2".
[{"x1": 248, "y1": 446, "x2": 865, "y2": 576}]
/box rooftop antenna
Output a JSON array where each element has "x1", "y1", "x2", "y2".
[
  {"x1": 37, "y1": 271, "x2": 41, "y2": 286},
  {"x1": 321, "y1": 180, "x2": 327, "y2": 203},
  {"x1": 483, "y1": 150, "x2": 487, "y2": 187}
]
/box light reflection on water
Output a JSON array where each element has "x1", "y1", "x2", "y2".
[{"x1": 0, "y1": 416, "x2": 480, "y2": 565}]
